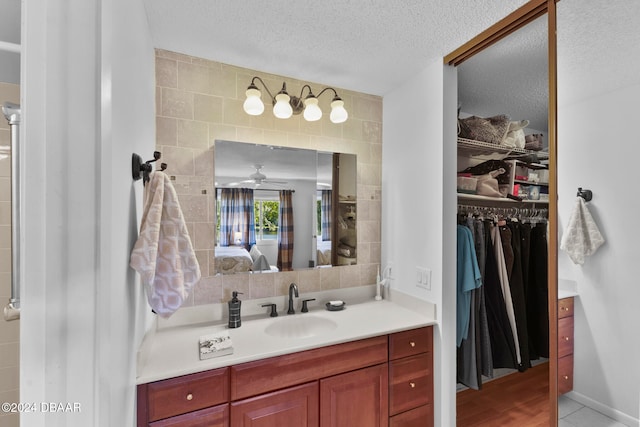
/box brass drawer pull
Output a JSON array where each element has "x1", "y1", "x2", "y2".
[
  {"x1": 563, "y1": 375, "x2": 569, "y2": 380},
  {"x1": 563, "y1": 336, "x2": 570, "y2": 341},
  {"x1": 186, "y1": 393, "x2": 193, "y2": 401},
  {"x1": 409, "y1": 341, "x2": 416, "y2": 348},
  {"x1": 410, "y1": 382, "x2": 416, "y2": 388}
]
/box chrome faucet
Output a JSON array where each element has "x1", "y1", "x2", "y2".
[{"x1": 287, "y1": 282, "x2": 299, "y2": 314}]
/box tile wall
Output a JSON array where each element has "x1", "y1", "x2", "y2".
[
  {"x1": 154, "y1": 49, "x2": 383, "y2": 307},
  {"x1": 0, "y1": 82, "x2": 19, "y2": 427}
]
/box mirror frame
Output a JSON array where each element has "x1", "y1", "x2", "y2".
[{"x1": 445, "y1": 0, "x2": 558, "y2": 424}]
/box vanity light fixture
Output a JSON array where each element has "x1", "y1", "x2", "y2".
[{"x1": 243, "y1": 76, "x2": 348, "y2": 123}]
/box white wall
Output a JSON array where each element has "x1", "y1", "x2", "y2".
[
  {"x1": 558, "y1": 86, "x2": 640, "y2": 425},
  {"x1": 382, "y1": 59, "x2": 457, "y2": 426},
  {"x1": 557, "y1": 0, "x2": 640, "y2": 424},
  {"x1": 21, "y1": 0, "x2": 155, "y2": 426}
]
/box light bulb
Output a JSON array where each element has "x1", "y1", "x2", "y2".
[
  {"x1": 303, "y1": 96, "x2": 322, "y2": 121},
  {"x1": 243, "y1": 87, "x2": 264, "y2": 116},
  {"x1": 330, "y1": 98, "x2": 348, "y2": 123},
  {"x1": 273, "y1": 93, "x2": 293, "y2": 119}
]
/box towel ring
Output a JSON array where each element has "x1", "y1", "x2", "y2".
[{"x1": 577, "y1": 187, "x2": 592, "y2": 202}]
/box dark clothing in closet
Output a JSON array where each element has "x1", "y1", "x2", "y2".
[
  {"x1": 483, "y1": 228, "x2": 517, "y2": 369},
  {"x1": 499, "y1": 225, "x2": 514, "y2": 278},
  {"x1": 506, "y1": 222, "x2": 531, "y2": 371},
  {"x1": 527, "y1": 224, "x2": 549, "y2": 358}
]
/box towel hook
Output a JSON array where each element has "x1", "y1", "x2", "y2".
[
  {"x1": 132, "y1": 151, "x2": 167, "y2": 184},
  {"x1": 577, "y1": 187, "x2": 593, "y2": 202}
]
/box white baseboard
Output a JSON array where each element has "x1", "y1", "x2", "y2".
[{"x1": 564, "y1": 391, "x2": 639, "y2": 427}]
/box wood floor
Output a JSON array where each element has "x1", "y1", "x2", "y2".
[{"x1": 457, "y1": 362, "x2": 550, "y2": 427}]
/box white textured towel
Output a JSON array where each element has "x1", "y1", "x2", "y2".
[
  {"x1": 130, "y1": 171, "x2": 201, "y2": 317},
  {"x1": 560, "y1": 197, "x2": 605, "y2": 265}
]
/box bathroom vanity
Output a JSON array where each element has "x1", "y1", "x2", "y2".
[{"x1": 135, "y1": 294, "x2": 436, "y2": 427}]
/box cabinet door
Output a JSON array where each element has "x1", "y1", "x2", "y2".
[
  {"x1": 320, "y1": 363, "x2": 388, "y2": 427},
  {"x1": 230, "y1": 381, "x2": 318, "y2": 427},
  {"x1": 150, "y1": 403, "x2": 229, "y2": 427}
]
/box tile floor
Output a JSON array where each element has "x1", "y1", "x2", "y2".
[{"x1": 559, "y1": 395, "x2": 629, "y2": 427}]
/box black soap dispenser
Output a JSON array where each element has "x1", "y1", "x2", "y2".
[{"x1": 228, "y1": 291, "x2": 243, "y2": 328}]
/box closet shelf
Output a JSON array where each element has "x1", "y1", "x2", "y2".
[
  {"x1": 457, "y1": 138, "x2": 549, "y2": 160},
  {"x1": 514, "y1": 179, "x2": 549, "y2": 186},
  {"x1": 457, "y1": 193, "x2": 549, "y2": 204}
]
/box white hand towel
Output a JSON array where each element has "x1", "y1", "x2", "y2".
[
  {"x1": 560, "y1": 197, "x2": 605, "y2": 265},
  {"x1": 130, "y1": 171, "x2": 201, "y2": 317}
]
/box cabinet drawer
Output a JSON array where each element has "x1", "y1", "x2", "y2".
[
  {"x1": 389, "y1": 353, "x2": 432, "y2": 416},
  {"x1": 389, "y1": 327, "x2": 433, "y2": 360},
  {"x1": 149, "y1": 403, "x2": 229, "y2": 427},
  {"x1": 558, "y1": 297, "x2": 574, "y2": 318},
  {"x1": 558, "y1": 317, "x2": 574, "y2": 358},
  {"x1": 558, "y1": 354, "x2": 574, "y2": 395},
  {"x1": 389, "y1": 404, "x2": 433, "y2": 427},
  {"x1": 146, "y1": 367, "x2": 230, "y2": 422},
  {"x1": 231, "y1": 335, "x2": 388, "y2": 400}
]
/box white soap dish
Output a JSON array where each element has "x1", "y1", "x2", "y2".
[{"x1": 199, "y1": 333, "x2": 233, "y2": 360}]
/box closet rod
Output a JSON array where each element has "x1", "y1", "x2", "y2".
[
  {"x1": 0, "y1": 41, "x2": 21, "y2": 54},
  {"x1": 457, "y1": 204, "x2": 548, "y2": 218}
]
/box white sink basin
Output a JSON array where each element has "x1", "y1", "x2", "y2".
[{"x1": 264, "y1": 315, "x2": 338, "y2": 339}]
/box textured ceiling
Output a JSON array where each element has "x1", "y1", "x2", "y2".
[
  {"x1": 2, "y1": 0, "x2": 638, "y2": 131},
  {"x1": 142, "y1": 0, "x2": 529, "y2": 96},
  {"x1": 458, "y1": 14, "x2": 549, "y2": 131}
]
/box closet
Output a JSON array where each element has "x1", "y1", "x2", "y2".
[{"x1": 448, "y1": 2, "x2": 559, "y2": 424}]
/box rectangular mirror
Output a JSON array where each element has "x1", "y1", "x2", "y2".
[{"x1": 214, "y1": 140, "x2": 357, "y2": 275}]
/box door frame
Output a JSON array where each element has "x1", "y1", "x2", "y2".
[{"x1": 444, "y1": 0, "x2": 559, "y2": 424}]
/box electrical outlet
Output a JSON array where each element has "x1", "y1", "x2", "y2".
[{"x1": 385, "y1": 262, "x2": 394, "y2": 280}]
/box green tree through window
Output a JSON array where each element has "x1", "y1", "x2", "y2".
[{"x1": 255, "y1": 200, "x2": 279, "y2": 240}]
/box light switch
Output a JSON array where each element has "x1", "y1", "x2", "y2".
[{"x1": 416, "y1": 267, "x2": 431, "y2": 290}]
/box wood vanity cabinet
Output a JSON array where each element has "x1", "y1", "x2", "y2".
[
  {"x1": 558, "y1": 297, "x2": 575, "y2": 395},
  {"x1": 137, "y1": 326, "x2": 433, "y2": 427},
  {"x1": 320, "y1": 363, "x2": 388, "y2": 427},
  {"x1": 137, "y1": 367, "x2": 230, "y2": 426},
  {"x1": 230, "y1": 381, "x2": 319, "y2": 427},
  {"x1": 388, "y1": 327, "x2": 434, "y2": 427}
]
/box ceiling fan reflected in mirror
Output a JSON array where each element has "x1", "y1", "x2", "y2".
[{"x1": 227, "y1": 164, "x2": 288, "y2": 188}]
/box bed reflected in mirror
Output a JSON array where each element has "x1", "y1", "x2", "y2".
[{"x1": 214, "y1": 140, "x2": 356, "y2": 274}]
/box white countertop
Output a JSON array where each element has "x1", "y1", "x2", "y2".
[
  {"x1": 558, "y1": 278, "x2": 579, "y2": 300},
  {"x1": 136, "y1": 289, "x2": 437, "y2": 384},
  {"x1": 558, "y1": 289, "x2": 579, "y2": 299}
]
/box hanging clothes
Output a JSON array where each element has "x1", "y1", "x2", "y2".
[
  {"x1": 505, "y1": 221, "x2": 531, "y2": 371},
  {"x1": 456, "y1": 225, "x2": 483, "y2": 347},
  {"x1": 473, "y1": 219, "x2": 494, "y2": 379},
  {"x1": 458, "y1": 218, "x2": 494, "y2": 390},
  {"x1": 482, "y1": 224, "x2": 518, "y2": 369},
  {"x1": 457, "y1": 223, "x2": 481, "y2": 389},
  {"x1": 456, "y1": 205, "x2": 548, "y2": 388},
  {"x1": 527, "y1": 223, "x2": 549, "y2": 358},
  {"x1": 491, "y1": 223, "x2": 522, "y2": 366}
]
